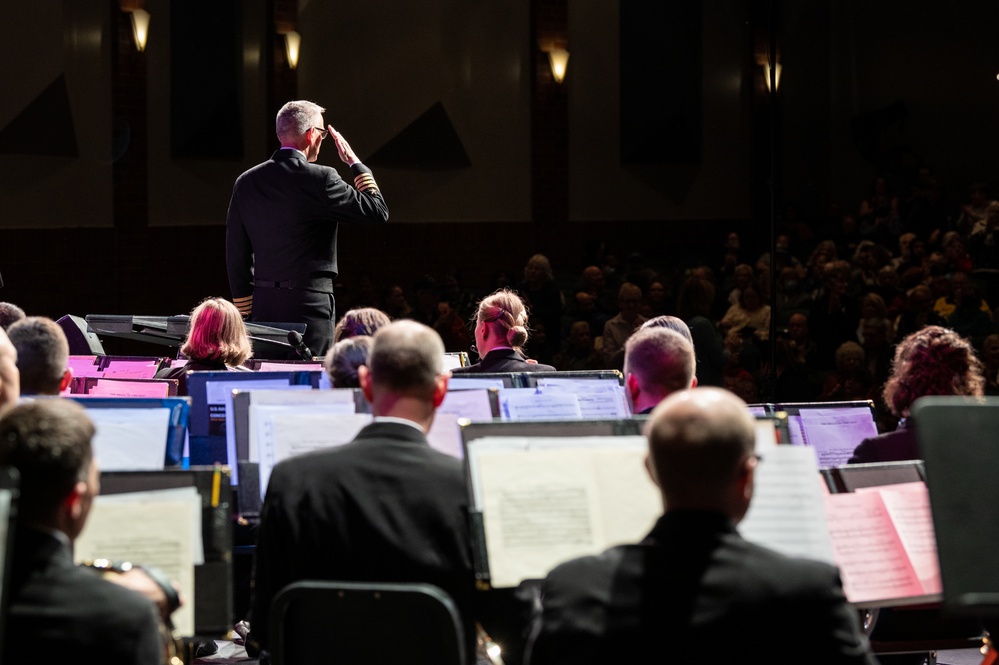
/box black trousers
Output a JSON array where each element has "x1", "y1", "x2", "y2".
[{"x1": 251, "y1": 287, "x2": 335, "y2": 358}]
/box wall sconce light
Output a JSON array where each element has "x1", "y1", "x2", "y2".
[
  {"x1": 547, "y1": 48, "x2": 570, "y2": 84},
  {"x1": 128, "y1": 8, "x2": 150, "y2": 52},
  {"x1": 284, "y1": 31, "x2": 301, "y2": 70},
  {"x1": 764, "y1": 62, "x2": 781, "y2": 92}
]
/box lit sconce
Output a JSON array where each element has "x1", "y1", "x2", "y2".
[
  {"x1": 284, "y1": 31, "x2": 301, "y2": 70},
  {"x1": 128, "y1": 8, "x2": 150, "y2": 52},
  {"x1": 764, "y1": 62, "x2": 781, "y2": 92},
  {"x1": 547, "y1": 48, "x2": 570, "y2": 84}
]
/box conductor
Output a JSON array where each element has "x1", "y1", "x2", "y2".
[{"x1": 226, "y1": 100, "x2": 389, "y2": 357}]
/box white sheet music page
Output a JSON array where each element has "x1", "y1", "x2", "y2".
[
  {"x1": 739, "y1": 444, "x2": 836, "y2": 565},
  {"x1": 89, "y1": 408, "x2": 172, "y2": 471},
  {"x1": 499, "y1": 388, "x2": 582, "y2": 420},
  {"x1": 257, "y1": 411, "x2": 372, "y2": 500},
  {"x1": 468, "y1": 435, "x2": 657, "y2": 587},
  {"x1": 75, "y1": 487, "x2": 201, "y2": 636},
  {"x1": 245, "y1": 389, "x2": 358, "y2": 461}
]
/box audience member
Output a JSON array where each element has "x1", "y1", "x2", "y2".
[
  {"x1": 895, "y1": 284, "x2": 947, "y2": 339},
  {"x1": 552, "y1": 321, "x2": 603, "y2": 372},
  {"x1": 0, "y1": 399, "x2": 165, "y2": 664},
  {"x1": 601, "y1": 282, "x2": 648, "y2": 371},
  {"x1": 818, "y1": 342, "x2": 872, "y2": 402},
  {"x1": 527, "y1": 387, "x2": 876, "y2": 665},
  {"x1": 155, "y1": 297, "x2": 253, "y2": 394},
  {"x1": 381, "y1": 284, "x2": 413, "y2": 320},
  {"x1": 452, "y1": 289, "x2": 555, "y2": 373},
  {"x1": 720, "y1": 283, "x2": 771, "y2": 347},
  {"x1": 808, "y1": 260, "x2": 860, "y2": 371},
  {"x1": 980, "y1": 334, "x2": 999, "y2": 396},
  {"x1": 249, "y1": 321, "x2": 475, "y2": 658},
  {"x1": 0, "y1": 301, "x2": 26, "y2": 330},
  {"x1": 519, "y1": 254, "x2": 564, "y2": 358},
  {"x1": 333, "y1": 307, "x2": 391, "y2": 343},
  {"x1": 849, "y1": 326, "x2": 984, "y2": 463},
  {"x1": 676, "y1": 277, "x2": 728, "y2": 387},
  {"x1": 324, "y1": 336, "x2": 372, "y2": 388},
  {"x1": 623, "y1": 327, "x2": 696, "y2": 414},
  {"x1": 7, "y1": 316, "x2": 72, "y2": 395}
]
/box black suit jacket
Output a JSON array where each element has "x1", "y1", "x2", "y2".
[
  {"x1": 848, "y1": 421, "x2": 917, "y2": 464},
  {"x1": 250, "y1": 420, "x2": 475, "y2": 656},
  {"x1": 3, "y1": 527, "x2": 162, "y2": 665},
  {"x1": 452, "y1": 349, "x2": 556, "y2": 374},
  {"x1": 527, "y1": 511, "x2": 876, "y2": 665},
  {"x1": 226, "y1": 149, "x2": 388, "y2": 297}
]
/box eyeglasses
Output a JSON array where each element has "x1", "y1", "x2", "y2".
[{"x1": 313, "y1": 127, "x2": 329, "y2": 140}]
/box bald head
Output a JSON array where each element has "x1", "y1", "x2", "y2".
[
  {"x1": 0, "y1": 327, "x2": 19, "y2": 407},
  {"x1": 625, "y1": 328, "x2": 696, "y2": 414},
  {"x1": 644, "y1": 387, "x2": 756, "y2": 519}
]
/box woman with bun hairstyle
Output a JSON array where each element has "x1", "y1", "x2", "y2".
[{"x1": 452, "y1": 289, "x2": 556, "y2": 373}]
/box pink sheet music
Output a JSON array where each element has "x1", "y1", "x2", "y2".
[
  {"x1": 88, "y1": 379, "x2": 172, "y2": 398},
  {"x1": 101, "y1": 360, "x2": 161, "y2": 379},
  {"x1": 824, "y1": 491, "x2": 925, "y2": 604},
  {"x1": 67, "y1": 356, "x2": 102, "y2": 378},
  {"x1": 256, "y1": 362, "x2": 323, "y2": 372}
]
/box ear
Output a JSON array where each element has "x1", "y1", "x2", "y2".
[
  {"x1": 738, "y1": 455, "x2": 757, "y2": 501},
  {"x1": 432, "y1": 372, "x2": 450, "y2": 409},
  {"x1": 627, "y1": 373, "x2": 641, "y2": 403},
  {"x1": 64, "y1": 480, "x2": 87, "y2": 521},
  {"x1": 690, "y1": 375, "x2": 698, "y2": 389},
  {"x1": 358, "y1": 365, "x2": 374, "y2": 403},
  {"x1": 59, "y1": 369, "x2": 73, "y2": 393},
  {"x1": 644, "y1": 453, "x2": 660, "y2": 488}
]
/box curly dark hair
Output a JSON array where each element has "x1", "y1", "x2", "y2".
[{"x1": 883, "y1": 325, "x2": 984, "y2": 417}]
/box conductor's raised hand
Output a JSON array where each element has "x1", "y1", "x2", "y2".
[{"x1": 328, "y1": 125, "x2": 359, "y2": 166}]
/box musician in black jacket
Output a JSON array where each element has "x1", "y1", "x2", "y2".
[{"x1": 452, "y1": 289, "x2": 555, "y2": 374}]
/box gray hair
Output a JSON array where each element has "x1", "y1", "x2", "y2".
[
  {"x1": 368, "y1": 320, "x2": 444, "y2": 396},
  {"x1": 325, "y1": 336, "x2": 372, "y2": 388},
  {"x1": 276, "y1": 100, "x2": 325, "y2": 142}
]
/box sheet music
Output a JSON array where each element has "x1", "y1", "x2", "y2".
[
  {"x1": 211, "y1": 379, "x2": 302, "y2": 485},
  {"x1": 67, "y1": 356, "x2": 102, "y2": 378},
  {"x1": 857, "y1": 482, "x2": 941, "y2": 594},
  {"x1": 88, "y1": 408, "x2": 172, "y2": 471},
  {"x1": 101, "y1": 361, "x2": 161, "y2": 379},
  {"x1": 256, "y1": 362, "x2": 323, "y2": 372},
  {"x1": 88, "y1": 379, "x2": 172, "y2": 398},
  {"x1": 499, "y1": 388, "x2": 582, "y2": 420},
  {"x1": 75, "y1": 488, "x2": 201, "y2": 636},
  {"x1": 245, "y1": 389, "x2": 359, "y2": 461},
  {"x1": 426, "y1": 390, "x2": 496, "y2": 459},
  {"x1": 427, "y1": 413, "x2": 463, "y2": 459},
  {"x1": 740, "y1": 445, "x2": 836, "y2": 565},
  {"x1": 824, "y1": 491, "x2": 925, "y2": 605},
  {"x1": 535, "y1": 383, "x2": 632, "y2": 419},
  {"x1": 468, "y1": 435, "x2": 657, "y2": 587},
  {"x1": 449, "y1": 377, "x2": 507, "y2": 390},
  {"x1": 441, "y1": 354, "x2": 464, "y2": 371},
  {"x1": 257, "y1": 412, "x2": 372, "y2": 500},
  {"x1": 799, "y1": 408, "x2": 878, "y2": 468}
]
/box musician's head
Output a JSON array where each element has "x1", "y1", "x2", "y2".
[
  {"x1": 7, "y1": 316, "x2": 71, "y2": 396},
  {"x1": 333, "y1": 307, "x2": 391, "y2": 344},
  {"x1": 182, "y1": 297, "x2": 253, "y2": 367},
  {"x1": 640, "y1": 315, "x2": 694, "y2": 345},
  {"x1": 0, "y1": 327, "x2": 18, "y2": 407},
  {"x1": 473, "y1": 289, "x2": 530, "y2": 356},
  {"x1": 325, "y1": 335, "x2": 372, "y2": 388},
  {"x1": 625, "y1": 327, "x2": 697, "y2": 415},
  {"x1": 0, "y1": 399, "x2": 97, "y2": 539},
  {"x1": 359, "y1": 321, "x2": 448, "y2": 427},
  {"x1": 644, "y1": 387, "x2": 756, "y2": 521},
  {"x1": 0, "y1": 302, "x2": 26, "y2": 330},
  {"x1": 883, "y1": 325, "x2": 984, "y2": 418}
]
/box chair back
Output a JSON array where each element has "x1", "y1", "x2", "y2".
[{"x1": 269, "y1": 581, "x2": 466, "y2": 665}]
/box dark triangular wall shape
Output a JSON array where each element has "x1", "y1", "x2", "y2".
[
  {"x1": 0, "y1": 74, "x2": 78, "y2": 157},
  {"x1": 367, "y1": 102, "x2": 471, "y2": 170}
]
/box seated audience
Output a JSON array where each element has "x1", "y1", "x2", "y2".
[
  {"x1": 527, "y1": 387, "x2": 876, "y2": 665},
  {"x1": 982, "y1": 333, "x2": 999, "y2": 396},
  {"x1": 156, "y1": 297, "x2": 253, "y2": 394},
  {"x1": 453, "y1": 289, "x2": 555, "y2": 373},
  {"x1": 552, "y1": 321, "x2": 603, "y2": 372},
  {"x1": 323, "y1": 336, "x2": 372, "y2": 388},
  {"x1": 623, "y1": 327, "x2": 696, "y2": 414},
  {"x1": 0, "y1": 301, "x2": 26, "y2": 330},
  {"x1": 333, "y1": 307, "x2": 390, "y2": 343},
  {"x1": 676, "y1": 276, "x2": 727, "y2": 387},
  {"x1": 249, "y1": 321, "x2": 476, "y2": 658},
  {"x1": 519, "y1": 254, "x2": 564, "y2": 358},
  {"x1": 0, "y1": 399, "x2": 165, "y2": 664},
  {"x1": 849, "y1": 326, "x2": 984, "y2": 463},
  {"x1": 818, "y1": 341, "x2": 873, "y2": 402},
  {"x1": 720, "y1": 283, "x2": 771, "y2": 347},
  {"x1": 601, "y1": 282, "x2": 648, "y2": 370},
  {"x1": 7, "y1": 316, "x2": 72, "y2": 395}
]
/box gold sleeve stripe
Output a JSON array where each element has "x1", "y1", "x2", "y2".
[
  {"x1": 354, "y1": 173, "x2": 379, "y2": 192},
  {"x1": 233, "y1": 296, "x2": 253, "y2": 303}
]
